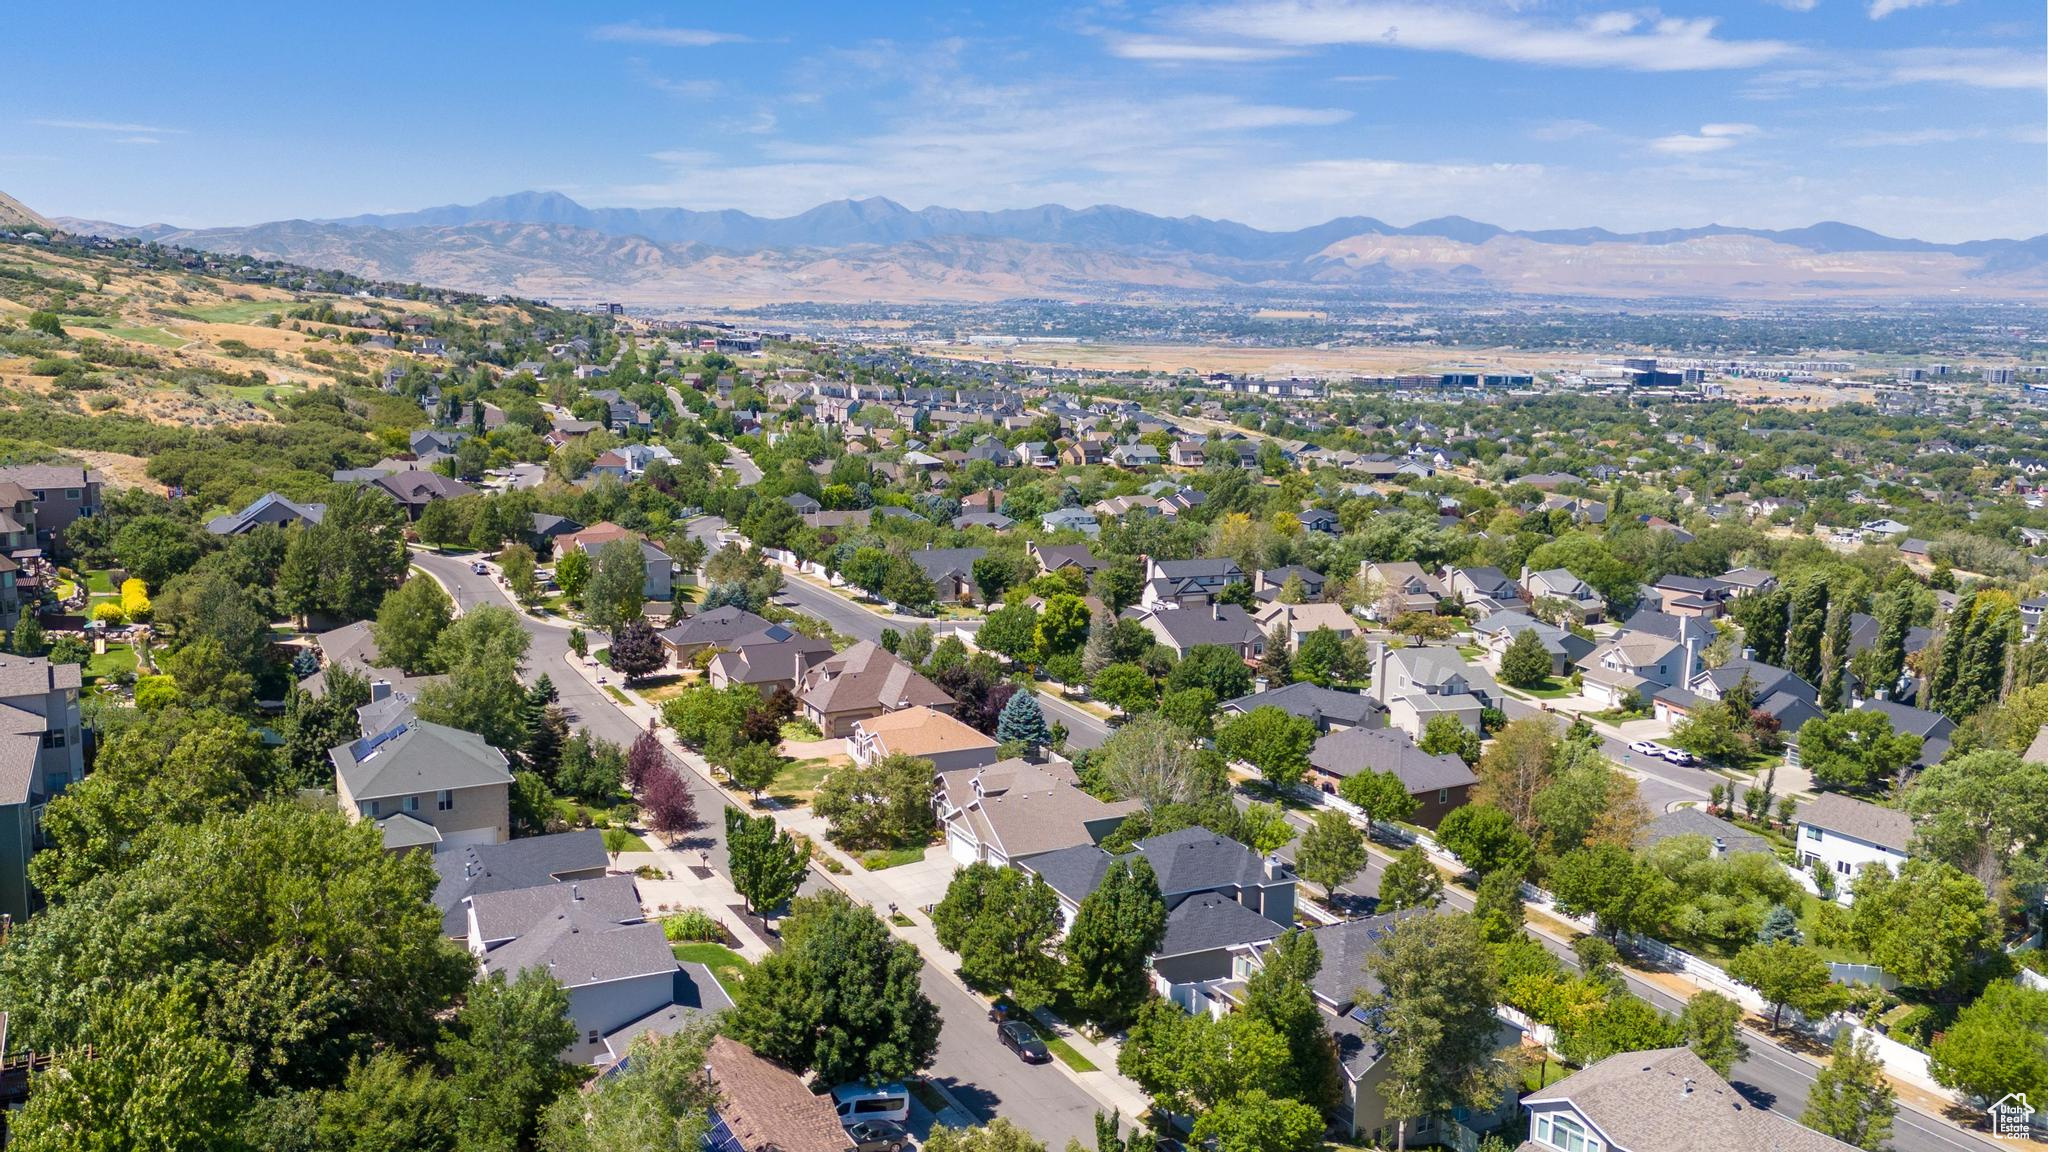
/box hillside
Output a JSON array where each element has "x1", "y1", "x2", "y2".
[
  {"x1": 0, "y1": 189, "x2": 53, "y2": 231},
  {"x1": 55, "y1": 191, "x2": 2048, "y2": 306}
]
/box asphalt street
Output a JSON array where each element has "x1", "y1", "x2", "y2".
[{"x1": 411, "y1": 546, "x2": 1105, "y2": 1148}]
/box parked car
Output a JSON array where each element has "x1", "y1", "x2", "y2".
[
  {"x1": 831, "y1": 1082, "x2": 910, "y2": 1124},
  {"x1": 846, "y1": 1120, "x2": 911, "y2": 1152},
  {"x1": 1627, "y1": 740, "x2": 1664, "y2": 757},
  {"x1": 997, "y1": 1019, "x2": 1050, "y2": 1064},
  {"x1": 1661, "y1": 747, "x2": 1697, "y2": 766},
  {"x1": 472, "y1": 561, "x2": 488, "y2": 575}
]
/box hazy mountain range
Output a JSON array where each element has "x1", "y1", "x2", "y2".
[{"x1": 48, "y1": 190, "x2": 2048, "y2": 306}]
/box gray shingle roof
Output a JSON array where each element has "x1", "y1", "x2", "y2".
[
  {"x1": 1155, "y1": 892, "x2": 1285, "y2": 958},
  {"x1": 0, "y1": 654, "x2": 80, "y2": 697},
  {"x1": 1309, "y1": 726, "x2": 1478, "y2": 793},
  {"x1": 1303, "y1": 910, "x2": 1428, "y2": 1009},
  {"x1": 1638, "y1": 808, "x2": 1775, "y2": 857},
  {"x1": 1139, "y1": 826, "x2": 1276, "y2": 896},
  {"x1": 330, "y1": 720, "x2": 513, "y2": 803},
  {"x1": 1523, "y1": 1047, "x2": 1861, "y2": 1152},
  {"x1": 432, "y1": 830, "x2": 608, "y2": 936},
  {"x1": 1797, "y1": 792, "x2": 1914, "y2": 854},
  {"x1": 658, "y1": 605, "x2": 773, "y2": 647},
  {"x1": 470, "y1": 872, "x2": 643, "y2": 948},
  {"x1": 1220, "y1": 682, "x2": 1385, "y2": 730}
]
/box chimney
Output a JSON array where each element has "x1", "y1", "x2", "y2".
[
  {"x1": 1520, "y1": 563, "x2": 1531, "y2": 585},
  {"x1": 1211, "y1": 603, "x2": 1221, "y2": 621},
  {"x1": 1370, "y1": 639, "x2": 1390, "y2": 704},
  {"x1": 371, "y1": 679, "x2": 391, "y2": 703}
]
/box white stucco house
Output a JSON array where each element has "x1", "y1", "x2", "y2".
[{"x1": 1795, "y1": 792, "x2": 1912, "y2": 902}]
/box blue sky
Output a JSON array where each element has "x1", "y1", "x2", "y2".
[{"x1": 3, "y1": 1, "x2": 2043, "y2": 240}]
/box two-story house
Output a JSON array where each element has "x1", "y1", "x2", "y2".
[
  {"x1": 1360, "y1": 562, "x2": 1444, "y2": 620},
  {"x1": 1440, "y1": 566, "x2": 1523, "y2": 614},
  {"x1": 797, "y1": 640, "x2": 955, "y2": 737},
  {"x1": 331, "y1": 719, "x2": 515, "y2": 853},
  {"x1": 1307, "y1": 725, "x2": 1477, "y2": 828},
  {"x1": 1521, "y1": 1047, "x2": 1862, "y2": 1152},
  {"x1": 1124, "y1": 603, "x2": 1265, "y2": 661},
  {"x1": 850, "y1": 706, "x2": 999, "y2": 773},
  {"x1": 934, "y1": 757, "x2": 1137, "y2": 868},
  {"x1": 1471, "y1": 611, "x2": 1595, "y2": 679},
  {"x1": 1796, "y1": 792, "x2": 1912, "y2": 901},
  {"x1": 1139, "y1": 557, "x2": 1245, "y2": 608},
  {"x1": 1519, "y1": 566, "x2": 1606, "y2": 623},
  {"x1": 205, "y1": 491, "x2": 328, "y2": 536},
  {"x1": 0, "y1": 465, "x2": 102, "y2": 554},
  {"x1": 1368, "y1": 642, "x2": 1499, "y2": 739},
  {"x1": 0, "y1": 655, "x2": 86, "y2": 922}
]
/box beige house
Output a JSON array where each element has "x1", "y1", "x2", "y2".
[
  {"x1": 1252, "y1": 601, "x2": 1361, "y2": 652},
  {"x1": 934, "y1": 757, "x2": 1137, "y2": 868},
  {"x1": 332, "y1": 720, "x2": 514, "y2": 852},
  {"x1": 797, "y1": 640, "x2": 955, "y2": 737},
  {"x1": 849, "y1": 706, "x2": 999, "y2": 772}
]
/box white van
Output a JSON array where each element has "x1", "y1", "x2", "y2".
[{"x1": 830, "y1": 1082, "x2": 910, "y2": 1125}]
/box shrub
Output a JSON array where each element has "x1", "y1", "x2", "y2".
[{"x1": 661, "y1": 908, "x2": 725, "y2": 943}]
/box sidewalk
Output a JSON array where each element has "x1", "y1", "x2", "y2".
[{"x1": 560, "y1": 650, "x2": 1154, "y2": 1124}]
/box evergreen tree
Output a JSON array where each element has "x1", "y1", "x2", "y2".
[
  {"x1": 1758, "y1": 903, "x2": 1803, "y2": 945},
  {"x1": 996, "y1": 691, "x2": 1053, "y2": 751},
  {"x1": 1805, "y1": 1031, "x2": 1896, "y2": 1151},
  {"x1": 1819, "y1": 604, "x2": 1853, "y2": 712},
  {"x1": 1081, "y1": 613, "x2": 1116, "y2": 678},
  {"x1": 1260, "y1": 622, "x2": 1292, "y2": 686},
  {"x1": 1733, "y1": 587, "x2": 1790, "y2": 668},
  {"x1": 1785, "y1": 582, "x2": 1830, "y2": 684}
]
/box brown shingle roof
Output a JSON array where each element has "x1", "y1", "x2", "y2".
[
  {"x1": 706, "y1": 1036, "x2": 853, "y2": 1152},
  {"x1": 1523, "y1": 1047, "x2": 1859, "y2": 1152},
  {"x1": 799, "y1": 641, "x2": 952, "y2": 717}
]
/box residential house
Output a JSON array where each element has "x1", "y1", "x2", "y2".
[
  {"x1": 934, "y1": 757, "x2": 1137, "y2": 868},
  {"x1": 850, "y1": 706, "x2": 1000, "y2": 772},
  {"x1": 704, "y1": 1036, "x2": 855, "y2": 1152},
  {"x1": 1796, "y1": 792, "x2": 1913, "y2": 900},
  {"x1": 1112, "y1": 442, "x2": 1163, "y2": 469},
  {"x1": 1253, "y1": 600, "x2": 1361, "y2": 652},
  {"x1": 431, "y1": 829, "x2": 608, "y2": 937},
  {"x1": 1140, "y1": 556, "x2": 1244, "y2": 608},
  {"x1": 0, "y1": 655, "x2": 85, "y2": 922},
  {"x1": 1169, "y1": 440, "x2": 1207, "y2": 467},
  {"x1": 1124, "y1": 603, "x2": 1265, "y2": 661},
  {"x1": 1649, "y1": 574, "x2": 1734, "y2": 620},
  {"x1": 1360, "y1": 562, "x2": 1444, "y2": 619},
  {"x1": 470, "y1": 875, "x2": 731, "y2": 1065},
  {"x1": 369, "y1": 468, "x2": 475, "y2": 519},
  {"x1": 1220, "y1": 682, "x2": 1386, "y2": 734},
  {"x1": 205, "y1": 492, "x2": 326, "y2": 536},
  {"x1": 1254, "y1": 565, "x2": 1326, "y2": 602},
  {"x1": 560, "y1": 522, "x2": 674, "y2": 600},
  {"x1": 1306, "y1": 725, "x2": 1477, "y2": 828},
  {"x1": 1023, "y1": 824, "x2": 1294, "y2": 937},
  {"x1": 528, "y1": 512, "x2": 584, "y2": 556},
  {"x1": 1441, "y1": 566, "x2": 1522, "y2": 613},
  {"x1": 299, "y1": 619, "x2": 444, "y2": 701},
  {"x1": 1029, "y1": 542, "x2": 1100, "y2": 576},
  {"x1": 1519, "y1": 566, "x2": 1606, "y2": 623},
  {"x1": 1717, "y1": 567, "x2": 1778, "y2": 598},
  {"x1": 1521, "y1": 1047, "x2": 1861, "y2": 1152},
  {"x1": 1581, "y1": 632, "x2": 1688, "y2": 713},
  {"x1": 1674, "y1": 659, "x2": 1823, "y2": 762},
  {"x1": 704, "y1": 624, "x2": 834, "y2": 696},
  {"x1": 1853, "y1": 698, "x2": 1953, "y2": 768},
  {"x1": 1040, "y1": 507, "x2": 1100, "y2": 537},
  {"x1": 953, "y1": 511, "x2": 1015, "y2": 531},
  {"x1": 657, "y1": 606, "x2": 773, "y2": 665},
  {"x1": 797, "y1": 640, "x2": 955, "y2": 737},
  {"x1": 1368, "y1": 643, "x2": 1499, "y2": 739},
  {"x1": 1637, "y1": 808, "x2": 1774, "y2": 858},
  {"x1": 332, "y1": 719, "x2": 515, "y2": 853},
  {"x1": 907, "y1": 545, "x2": 987, "y2": 604},
  {"x1": 1471, "y1": 611, "x2": 1595, "y2": 679},
  {"x1": 0, "y1": 464, "x2": 102, "y2": 552},
  {"x1": 1060, "y1": 440, "x2": 1107, "y2": 467},
  {"x1": 1297, "y1": 508, "x2": 1339, "y2": 534}
]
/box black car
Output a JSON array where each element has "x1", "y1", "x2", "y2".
[
  {"x1": 846, "y1": 1119, "x2": 910, "y2": 1152},
  {"x1": 996, "y1": 1019, "x2": 1050, "y2": 1064}
]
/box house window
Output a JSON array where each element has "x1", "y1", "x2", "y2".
[
  {"x1": 1805, "y1": 825, "x2": 1822, "y2": 840},
  {"x1": 1533, "y1": 1112, "x2": 1601, "y2": 1152},
  {"x1": 404, "y1": 795, "x2": 420, "y2": 813},
  {"x1": 41, "y1": 730, "x2": 64, "y2": 749},
  {"x1": 64, "y1": 489, "x2": 79, "y2": 500},
  {"x1": 587, "y1": 1029, "x2": 600, "y2": 1045},
  {"x1": 1836, "y1": 860, "x2": 1852, "y2": 875},
  {"x1": 366, "y1": 800, "x2": 381, "y2": 818},
  {"x1": 1437, "y1": 788, "x2": 1449, "y2": 804},
  {"x1": 437, "y1": 790, "x2": 454, "y2": 811}
]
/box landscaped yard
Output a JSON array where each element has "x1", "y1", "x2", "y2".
[
  {"x1": 636, "y1": 674, "x2": 697, "y2": 704},
  {"x1": 859, "y1": 846, "x2": 928, "y2": 871},
  {"x1": 767, "y1": 757, "x2": 834, "y2": 806},
  {"x1": 1509, "y1": 676, "x2": 1578, "y2": 699},
  {"x1": 85, "y1": 569, "x2": 117, "y2": 595},
  {"x1": 83, "y1": 644, "x2": 138, "y2": 685},
  {"x1": 673, "y1": 942, "x2": 752, "y2": 990}
]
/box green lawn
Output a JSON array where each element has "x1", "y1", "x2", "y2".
[
  {"x1": 768, "y1": 757, "x2": 834, "y2": 806},
  {"x1": 85, "y1": 569, "x2": 116, "y2": 595},
  {"x1": 1024, "y1": 1020, "x2": 1098, "y2": 1072},
  {"x1": 1523, "y1": 1058, "x2": 1571, "y2": 1092},
  {"x1": 1511, "y1": 677, "x2": 1578, "y2": 699},
  {"x1": 71, "y1": 323, "x2": 188, "y2": 348},
  {"x1": 177, "y1": 299, "x2": 293, "y2": 324},
  {"x1": 603, "y1": 685, "x2": 634, "y2": 708},
  {"x1": 858, "y1": 846, "x2": 928, "y2": 871},
  {"x1": 673, "y1": 942, "x2": 752, "y2": 990},
  {"x1": 84, "y1": 644, "x2": 137, "y2": 684}
]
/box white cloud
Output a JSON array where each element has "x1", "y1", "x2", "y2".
[
  {"x1": 590, "y1": 21, "x2": 747, "y2": 47},
  {"x1": 1174, "y1": 1, "x2": 1795, "y2": 72},
  {"x1": 1109, "y1": 37, "x2": 1300, "y2": 61},
  {"x1": 114, "y1": 136, "x2": 161, "y2": 146},
  {"x1": 1867, "y1": 0, "x2": 1954, "y2": 18},
  {"x1": 1765, "y1": 0, "x2": 1819, "y2": 10},
  {"x1": 1837, "y1": 126, "x2": 1987, "y2": 146},
  {"x1": 1887, "y1": 47, "x2": 2046, "y2": 90},
  {"x1": 1651, "y1": 123, "x2": 1761, "y2": 153},
  {"x1": 30, "y1": 118, "x2": 185, "y2": 135}
]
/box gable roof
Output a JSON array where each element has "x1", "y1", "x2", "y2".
[
  {"x1": 659, "y1": 605, "x2": 773, "y2": 648},
  {"x1": 432, "y1": 830, "x2": 608, "y2": 936},
  {"x1": 1797, "y1": 792, "x2": 1914, "y2": 854},
  {"x1": 1523, "y1": 1047, "x2": 1860, "y2": 1152},
  {"x1": 706, "y1": 1036, "x2": 854, "y2": 1152},
  {"x1": 1139, "y1": 826, "x2": 1279, "y2": 896},
  {"x1": 1309, "y1": 726, "x2": 1479, "y2": 793},
  {"x1": 855, "y1": 705, "x2": 998, "y2": 760},
  {"x1": 1638, "y1": 808, "x2": 1775, "y2": 857},
  {"x1": 1155, "y1": 892, "x2": 1286, "y2": 959},
  {"x1": 799, "y1": 640, "x2": 953, "y2": 716},
  {"x1": 331, "y1": 720, "x2": 513, "y2": 802},
  {"x1": 1220, "y1": 682, "x2": 1385, "y2": 730},
  {"x1": 938, "y1": 757, "x2": 1136, "y2": 861},
  {"x1": 205, "y1": 491, "x2": 326, "y2": 535},
  {"x1": 1130, "y1": 603, "x2": 1263, "y2": 649},
  {"x1": 908, "y1": 546, "x2": 986, "y2": 584}
]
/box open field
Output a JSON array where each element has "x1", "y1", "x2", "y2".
[{"x1": 922, "y1": 340, "x2": 1588, "y2": 377}]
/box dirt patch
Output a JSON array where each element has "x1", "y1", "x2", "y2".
[{"x1": 69, "y1": 450, "x2": 151, "y2": 490}]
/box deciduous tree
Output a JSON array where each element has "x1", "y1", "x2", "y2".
[
  {"x1": 1377, "y1": 845, "x2": 1444, "y2": 911},
  {"x1": 932, "y1": 863, "x2": 1063, "y2": 1007},
  {"x1": 1364, "y1": 913, "x2": 1507, "y2": 1152},
  {"x1": 1296, "y1": 809, "x2": 1366, "y2": 898},
  {"x1": 1062, "y1": 857, "x2": 1168, "y2": 1028},
  {"x1": 1805, "y1": 1030, "x2": 1896, "y2": 1152}
]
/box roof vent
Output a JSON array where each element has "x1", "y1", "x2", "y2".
[{"x1": 1682, "y1": 1077, "x2": 1695, "y2": 1097}]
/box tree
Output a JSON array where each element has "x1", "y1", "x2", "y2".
[
  {"x1": 607, "y1": 616, "x2": 665, "y2": 682},
  {"x1": 1434, "y1": 804, "x2": 1536, "y2": 879},
  {"x1": 1259, "y1": 622, "x2": 1293, "y2": 686},
  {"x1": 1474, "y1": 715, "x2": 1560, "y2": 830},
  {"x1": 1036, "y1": 593, "x2": 1093, "y2": 658},
  {"x1": 1669, "y1": 701, "x2": 1752, "y2": 765},
  {"x1": 1498, "y1": 628, "x2": 1554, "y2": 689},
  {"x1": 813, "y1": 753, "x2": 935, "y2": 850},
  {"x1": 1530, "y1": 749, "x2": 1646, "y2": 855},
  {"x1": 1240, "y1": 927, "x2": 1342, "y2": 1110},
  {"x1": 280, "y1": 484, "x2": 410, "y2": 622},
  {"x1": 724, "y1": 807, "x2": 807, "y2": 916},
  {"x1": 554, "y1": 548, "x2": 591, "y2": 600},
  {"x1": 1091, "y1": 662, "x2": 1158, "y2": 715},
  {"x1": 1733, "y1": 587, "x2": 1790, "y2": 668},
  {"x1": 1547, "y1": 842, "x2": 1671, "y2": 938},
  {"x1": 113, "y1": 514, "x2": 202, "y2": 586},
  {"x1": 979, "y1": 601, "x2": 1042, "y2": 663},
  {"x1": 1294, "y1": 626, "x2": 1353, "y2": 687},
  {"x1": 12, "y1": 613, "x2": 46, "y2": 656},
  {"x1": 1166, "y1": 644, "x2": 1253, "y2": 701},
  {"x1": 1391, "y1": 611, "x2": 1460, "y2": 645},
  {"x1": 1062, "y1": 857, "x2": 1168, "y2": 1027},
  {"x1": 1726, "y1": 941, "x2": 1846, "y2": 1029},
  {"x1": 1928, "y1": 980, "x2": 2048, "y2": 1106},
  {"x1": 718, "y1": 736, "x2": 783, "y2": 798},
  {"x1": 926, "y1": 1119, "x2": 1047, "y2": 1152},
  {"x1": 996, "y1": 691, "x2": 1053, "y2": 751},
  {"x1": 625, "y1": 730, "x2": 666, "y2": 792},
  {"x1": 163, "y1": 636, "x2": 256, "y2": 714},
  {"x1": 1785, "y1": 581, "x2": 1831, "y2": 684},
  {"x1": 500, "y1": 542, "x2": 539, "y2": 604},
  {"x1": 1905, "y1": 748, "x2": 2048, "y2": 905},
  {"x1": 416, "y1": 606, "x2": 531, "y2": 752},
  {"x1": 1158, "y1": 687, "x2": 1216, "y2": 739},
  {"x1": 1678, "y1": 991, "x2": 1750, "y2": 1078},
  {"x1": 1235, "y1": 801, "x2": 1295, "y2": 855},
  {"x1": 441, "y1": 968, "x2": 578, "y2": 1152},
  {"x1": 1338, "y1": 769, "x2": 1419, "y2": 827},
  {"x1": 373, "y1": 576, "x2": 454, "y2": 675},
  {"x1": 1120, "y1": 1002, "x2": 1289, "y2": 1119},
  {"x1": 1759, "y1": 903, "x2": 1803, "y2": 945},
  {"x1": 1096, "y1": 713, "x2": 1216, "y2": 809},
  {"x1": 1865, "y1": 581, "x2": 1916, "y2": 699},
  {"x1": 1819, "y1": 604, "x2": 1854, "y2": 712},
  {"x1": 932, "y1": 862, "x2": 1063, "y2": 1006},
  {"x1": 1377, "y1": 845, "x2": 1444, "y2": 911},
  {"x1": 724, "y1": 891, "x2": 940, "y2": 1085},
  {"x1": 585, "y1": 539, "x2": 648, "y2": 633},
  {"x1": 1805, "y1": 1030, "x2": 1896, "y2": 1151},
  {"x1": 1798, "y1": 711, "x2": 1922, "y2": 793},
  {"x1": 7, "y1": 985, "x2": 249, "y2": 1152},
  {"x1": 1848, "y1": 858, "x2": 1995, "y2": 992},
  {"x1": 1190, "y1": 1090, "x2": 1325, "y2": 1152},
  {"x1": 1081, "y1": 613, "x2": 1118, "y2": 678},
  {"x1": 1470, "y1": 868, "x2": 1526, "y2": 944},
  {"x1": 1364, "y1": 913, "x2": 1507, "y2": 1152},
  {"x1": 1928, "y1": 588, "x2": 2019, "y2": 723},
  {"x1": 1556, "y1": 994, "x2": 1681, "y2": 1067},
  {"x1": 1214, "y1": 705, "x2": 1317, "y2": 788},
  {"x1": 1296, "y1": 809, "x2": 1366, "y2": 898},
  {"x1": 1419, "y1": 712, "x2": 1483, "y2": 766},
  {"x1": 642, "y1": 765, "x2": 698, "y2": 843},
  {"x1": 539, "y1": 1025, "x2": 718, "y2": 1152}
]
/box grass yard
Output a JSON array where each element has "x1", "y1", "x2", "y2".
[
  {"x1": 673, "y1": 942, "x2": 752, "y2": 990},
  {"x1": 1512, "y1": 677, "x2": 1578, "y2": 699},
  {"x1": 83, "y1": 644, "x2": 137, "y2": 684},
  {"x1": 768, "y1": 757, "x2": 834, "y2": 806},
  {"x1": 1024, "y1": 1021, "x2": 1098, "y2": 1073},
  {"x1": 177, "y1": 299, "x2": 293, "y2": 324},
  {"x1": 603, "y1": 685, "x2": 633, "y2": 708},
  {"x1": 637, "y1": 675, "x2": 697, "y2": 704},
  {"x1": 859, "y1": 846, "x2": 928, "y2": 871},
  {"x1": 85, "y1": 569, "x2": 116, "y2": 595},
  {"x1": 1523, "y1": 1059, "x2": 1571, "y2": 1092},
  {"x1": 601, "y1": 827, "x2": 651, "y2": 853}
]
